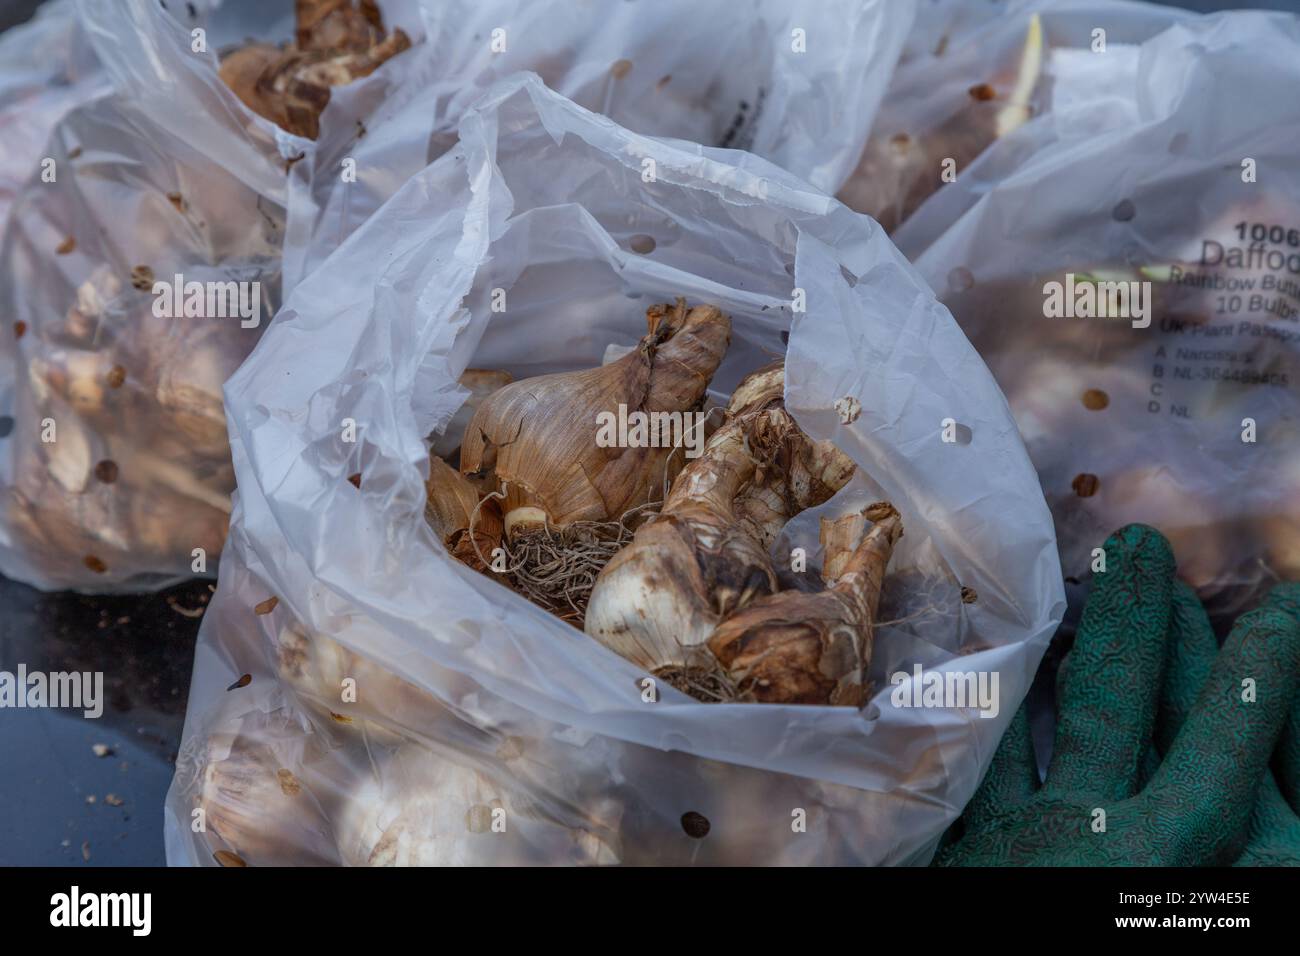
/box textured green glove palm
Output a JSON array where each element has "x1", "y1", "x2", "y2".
[{"x1": 936, "y1": 524, "x2": 1300, "y2": 866}]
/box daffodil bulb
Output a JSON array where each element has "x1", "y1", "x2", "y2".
[
  {"x1": 584, "y1": 411, "x2": 777, "y2": 682},
  {"x1": 459, "y1": 299, "x2": 731, "y2": 539},
  {"x1": 584, "y1": 361, "x2": 856, "y2": 694},
  {"x1": 219, "y1": 0, "x2": 412, "y2": 140},
  {"x1": 726, "y1": 364, "x2": 856, "y2": 552},
  {"x1": 274, "y1": 622, "x2": 450, "y2": 746},
  {"x1": 430, "y1": 369, "x2": 514, "y2": 460},
  {"x1": 336, "y1": 746, "x2": 619, "y2": 866},
  {"x1": 708, "y1": 503, "x2": 903, "y2": 705},
  {"x1": 195, "y1": 716, "x2": 341, "y2": 866}
]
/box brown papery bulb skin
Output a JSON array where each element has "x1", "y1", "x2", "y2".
[
  {"x1": 296, "y1": 0, "x2": 385, "y2": 52},
  {"x1": 432, "y1": 369, "x2": 514, "y2": 460},
  {"x1": 585, "y1": 419, "x2": 778, "y2": 673},
  {"x1": 725, "y1": 361, "x2": 857, "y2": 551},
  {"x1": 708, "y1": 503, "x2": 902, "y2": 706},
  {"x1": 218, "y1": 44, "x2": 285, "y2": 124},
  {"x1": 725, "y1": 359, "x2": 785, "y2": 416},
  {"x1": 219, "y1": 0, "x2": 411, "y2": 139},
  {"x1": 820, "y1": 510, "x2": 866, "y2": 584},
  {"x1": 424, "y1": 453, "x2": 503, "y2": 574},
  {"x1": 459, "y1": 299, "x2": 731, "y2": 538}
]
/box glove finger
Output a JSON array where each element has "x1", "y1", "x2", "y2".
[
  {"x1": 1146, "y1": 606, "x2": 1300, "y2": 863},
  {"x1": 1154, "y1": 581, "x2": 1217, "y2": 756},
  {"x1": 1043, "y1": 524, "x2": 1175, "y2": 802},
  {"x1": 1262, "y1": 584, "x2": 1300, "y2": 811},
  {"x1": 1232, "y1": 773, "x2": 1300, "y2": 867},
  {"x1": 962, "y1": 703, "x2": 1039, "y2": 829},
  {"x1": 1275, "y1": 697, "x2": 1300, "y2": 814},
  {"x1": 1264, "y1": 581, "x2": 1300, "y2": 622}
]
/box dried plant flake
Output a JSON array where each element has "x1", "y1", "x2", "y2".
[{"x1": 835, "y1": 395, "x2": 862, "y2": 425}]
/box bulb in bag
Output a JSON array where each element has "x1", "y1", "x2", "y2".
[
  {"x1": 429, "y1": 368, "x2": 514, "y2": 461},
  {"x1": 459, "y1": 299, "x2": 731, "y2": 537},
  {"x1": 448, "y1": 299, "x2": 730, "y2": 626},
  {"x1": 274, "y1": 620, "x2": 485, "y2": 746},
  {"x1": 195, "y1": 714, "x2": 342, "y2": 867},
  {"x1": 336, "y1": 745, "x2": 620, "y2": 866},
  {"x1": 218, "y1": 0, "x2": 412, "y2": 140},
  {"x1": 708, "y1": 504, "x2": 902, "y2": 706},
  {"x1": 585, "y1": 362, "x2": 867, "y2": 701},
  {"x1": 839, "y1": 14, "x2": 1044, "y2": 232}
]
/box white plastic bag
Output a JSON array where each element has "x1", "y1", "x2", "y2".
[
  {"x1": 0, "y1": 0, "x2": 425, "y2": 590},
  {"x1": 166, "y1": 75, "x2": 1063, "y2": 866},
  {"x1": 281, "y1": 0, "x2": 914, "y2": 289},
  {"x1": 898, "y1": 8, "x2": 1300, "y2": 622}
]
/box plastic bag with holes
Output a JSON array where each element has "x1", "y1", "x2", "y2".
[
  {"x1": 838, "y1": 0, "x2": 1192, "y2": 234},
  {"x1": 890, "y1": 8, "x2": 1300, "y2": 627},
  {"x1": 164, "y1": 75, "x2": 1063, "y2": 866},
  {"x1": 0, "y1": 0, "x2": 431, "y2": 590},
  {"x1": 279, "y1": 0, "x2": 914, "y2": 290}
]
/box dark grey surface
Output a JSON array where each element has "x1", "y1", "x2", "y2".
[
  {"x1": 0, "y1": 575, "x2": 207, "y2": 865},
  {"x1": 0, "y1": 0, "x2": 41, "y2": 33}
]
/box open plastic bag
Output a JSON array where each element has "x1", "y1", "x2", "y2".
[
  {"x1": 166, "y1": 75, "x2": 1063, "y2": 866},
  {"x1": 0, "y1": 0, "x2": 429, "y2": 591},
  {"x1": 895, "y1": 8, "x2": 1300, "y2": 624}
]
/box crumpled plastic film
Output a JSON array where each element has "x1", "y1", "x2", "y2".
[{"x1": 279, "y1": 0, "x2": 914, "y2": 290}]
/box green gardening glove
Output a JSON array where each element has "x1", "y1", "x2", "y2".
[
  {"x1": 1141, "y1": 580, "x2": 1300, "y2": 865},
  {"x1": 1219, "y1": 585, "x2": 1300, "y2": 866},
  {"x1": 935, "y1": 524, "x2": 1300, "y2": 866}
]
